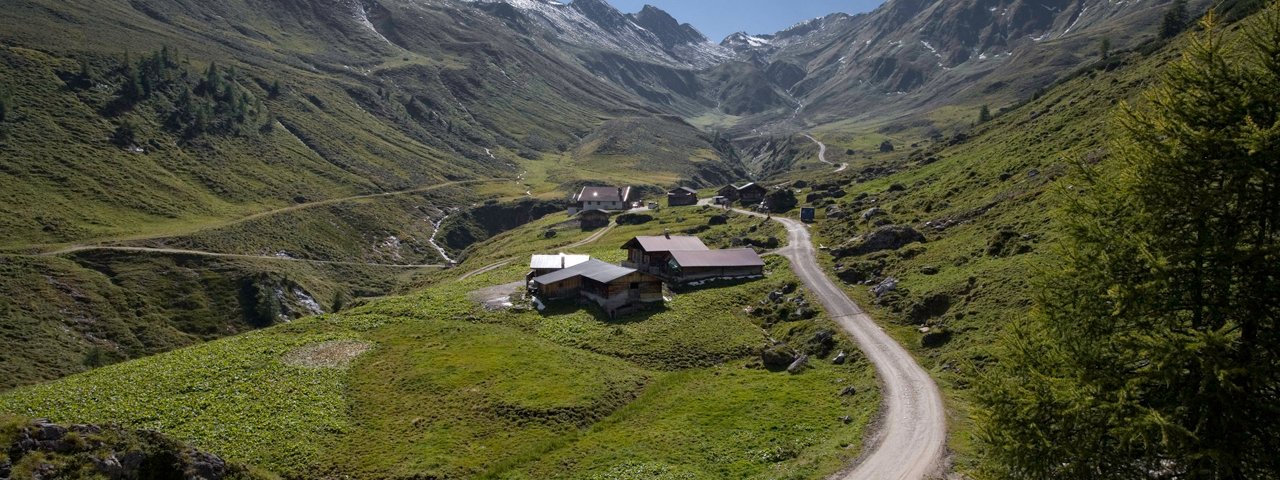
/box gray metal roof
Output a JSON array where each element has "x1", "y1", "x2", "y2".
[
  {"x1": 575, "y1": 186, "x2": 629, "y2": 203},
  {"x1": 533, "y1": 259, "x2": 638, "y2": 285},
  {"x1": 622, "y1": 235, "x2": 709, "y2": 253},
  {"x1": 670, "y1": 187, "x2": 698, "y2": 194},
  {"x1": 669, "y1": 248, "x2": 765, "y2": 268},
  {"x1": 529, "y1": 253, "x2": 591, "y2": 270}
]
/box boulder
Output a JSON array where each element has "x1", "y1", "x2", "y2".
[
  {"x1": 920, "y1": 265, "x2": 940, "y2": 275},
  {"x1": 840, "y1": 385, "x2": 857, "y2": 396},
  {"x1": 761, "y1": 344, "x2": 795, "y2": 369},
  {"x1": 908, "y1": 293, "x2": 951, "y2": 323},
  {"x1": 871, "y1": 277, "x2": 899, "y2": 298},
  {"x1": 787, "y1": 354, "x2": 810, "y2": 374},
  {"x1": 834, "y1": 225, "x2": 925, "y2": 258},
  {"x1": 860, "y1": 207, "x2": 883, "y2": 221},
  {"x1": 826, "y1": 205, "x2": 846, "y2": 219},
  {"x1": 806, "y1": 330, "x2": 837, "y2": 357},
  {"x1": 833, "y1": 351, "x2": 848, "y2": 365}
]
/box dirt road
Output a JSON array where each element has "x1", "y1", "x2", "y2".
[
  {"x1": 803, "y1": 134, "x2": 849, "y2": 173},
  {"x1": 30, "y1": 180, "x2": 490, "y2": 256},
  {"x1": 41, "y1": 245, "x2": 445, "y2": 269},
  {"x1": 738, "y1": 208, "x2": 946, "y2": 479}
]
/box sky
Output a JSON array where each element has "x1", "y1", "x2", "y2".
[{"x1": 605, "y1": 0, "x2": 885, "y2": 41}]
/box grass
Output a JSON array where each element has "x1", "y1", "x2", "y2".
[
  {"x1": 784, "y1": 36, "x2": 1188, "y2": 473},
  {"x1": 0, "y1": 206, "x2": 877, "y2": 479}
]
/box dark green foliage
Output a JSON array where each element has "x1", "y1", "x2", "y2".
[
  {"x1": 879, "y1": 140, "x2": 895, "y2": 153},
  {"x1": 978, "y1": 10, "x2": 1280, "y2": 479},
  {"x1": 978, "y1": 104, "x2": 992, "y2": 123},
  {"x1": 0, "y1": 83, "x2": 11, "y2": 123},
  {"x1": 765, "y1": 188, "x2": 799, "y2": 213},
  {"x1": 1161, "y1": 0, "x2": 1190, "y2": 38},
  {"x1": 1099, "y1": 37, "x2": 1112, "y2": 59},
  {"x1": 112, "y1": 118, "x2": 137, "y2": 146}
]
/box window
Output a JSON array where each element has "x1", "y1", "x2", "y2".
[{"x1": 630, "y1": 282, "x2": 640, "y2": 289}]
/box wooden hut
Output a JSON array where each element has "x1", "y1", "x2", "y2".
[
  {"x1": 621, "y1": 234, "x2": 709, "y2": 276},
  {"x1": 667, "y1": 187, "x2": 698, "y2": 207},
  {"x1": 530, "y1": 259, "x2": 663, "y2": 317}
]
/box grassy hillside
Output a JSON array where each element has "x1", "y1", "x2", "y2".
[
  {"x1": 1, "y1": 205, "x2": 879, "y2": 479},
  {"x1": 780, "y1": 23, "x2": 1201, "y2": 473}
]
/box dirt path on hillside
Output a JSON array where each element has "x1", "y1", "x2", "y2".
[
  {"x1": 735, "y1": 207, "x2": 946, "y2": 480},
  {"x1": 38, "y1": 246, "x2": 446, "y2": 269},
  {"x1": 803, "y1": 133, "x2": 849, "y2": 173},
  {"x1": 31, "y1": 180, "x2": 490, "y2": 256}
]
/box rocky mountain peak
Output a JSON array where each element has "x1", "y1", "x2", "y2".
[{"x1": 628, "y1": 4, "x2": 708, "y2": 48}]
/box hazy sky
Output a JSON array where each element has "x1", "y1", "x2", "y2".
[{"x1": 606, "y1": 0, "x2": 885, "y2": 41}]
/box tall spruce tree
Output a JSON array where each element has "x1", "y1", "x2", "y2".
[{"x1": 977, "y1": 7, "x2": 1280, "y2": 479}]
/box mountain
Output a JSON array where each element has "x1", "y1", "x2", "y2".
[
  {"x1": 712, "y1": 0, "x2": 1211, "y2": 131},
  {"x1": 0, "y1": 0, "x2": 748, "y2": 389}
]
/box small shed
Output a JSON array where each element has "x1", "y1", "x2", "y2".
[
  {"x1": 717, "y1": 185, "x2": 740, "y2": 202},
  {"x1": 667, "y1": 187, "x2": 698, "y2": 207},
  {"x1": 737, "y1": 183, "x2": 767, "y2": 204},
  {"x1": 667, "y1": 248, "x2": 766, "y2": 284},
  {"x1": 530, "y1": 259, "x2": 664, "y2": 317},
  {"x1": 577, "y1": 209, "x2": 611, "y2": 230},
  {"x1": 621, "y1": 234, "x2": 709, "y2": 275}
]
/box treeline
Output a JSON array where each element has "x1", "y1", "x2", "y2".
[{"x1": 87, "y1": 47, "x2": 277, "y2": 145}]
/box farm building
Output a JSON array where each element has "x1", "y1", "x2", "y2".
[
  {"x1": 530, "y1": 259, "x2": 664, "y2": 317},
  {"x1": 621, "y1": 234, "x2": 710, "y2": 276},
  {"x1": 736, "y1": 183, "x2": 767, "y2": 204},
  {"x1": 576, "y1": 209, "x2": 611, "y2": 230},
  {"x1": 572, "y1": 186, "x2": 633, "y2": 212},
  {"x1": 667, "y1": 187, "x2": 698, "y2": 206},
  {"x1": 666, "y1": 249, "x2": 765, "y2": 284},
  {"x1": 528, "y1": 253, "x2": 591, "y2": 278},
  {"x1": 716, "y1": 185, "x2": 740, "y2": 202}
]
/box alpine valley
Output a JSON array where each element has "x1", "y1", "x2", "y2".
[{"x1": 1, "y1": 0, "x2": 1275, "y2": 479}]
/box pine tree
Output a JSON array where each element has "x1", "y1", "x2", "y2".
[
  {"x1": 268, "y1": 79, "x2": 282, "y2": 98},
  {"x1": 113, "y1": 118, "x2": 137, "y2": 146},
  {"x1": 1099, "y1": 37, "x2": 1112, "y2": 59},
  {"x1": 978, "y1": 104, "x2": 992, "y2": 123},
  {"x1": 1162, "y1": 0, "x2": 1191, "y2": 39},
  {"x1": 978, "y1": 8, "x2": 1280, "y2": 479},
  {"x1": 122, "y1": 61, "x2": 143, "y2": 101},
  {"x1": 0, "y1": 84, "x2": 11, "y2": 123}
]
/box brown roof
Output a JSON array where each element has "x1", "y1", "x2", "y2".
[
  {"x1": 622, "y1": 235, "x2": 709, "y2": 253},
  {"x1": 669, "y1": 248, "x2": 765, "y2": 268},
  {"x1": 575, "y1": 186, "x2": 630, "y2": 203}
]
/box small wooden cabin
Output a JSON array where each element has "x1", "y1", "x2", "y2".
[
  {"x1": 528, "y1": 253, "x2": 591, "y2": 278},
  {"x1": 737, "y1": 182, "x2": 767, "y2": 204},
  {"x1": 530, "y1": 259, "x2": 663, "y2": 317},
  {"x1": 717, "y1": 185, "x2": 740, "y2": 202},
  {"x1": 667, "y1": 187, "x2": 698, "y2": 207}
]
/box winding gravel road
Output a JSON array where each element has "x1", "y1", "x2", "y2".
[
  {"x1": 738, "y1": 208, "x2": 947, "y2": 479},
  {"x1": 803, "y1": 133, "x2": 848, "y2": 173}
]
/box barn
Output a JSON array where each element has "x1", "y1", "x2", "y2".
[
  {"x1": 530, "y1": 259, "x2": 664, "y2": 317},
  {"x1": 621, "y1": 234, "x2": 709, "y2": 276},
  {"x1": 736, "y1": 182, "x2": 767, "y2": 204},
  {"x1": 666, "y1": 248, "x2": 765, "y2": 284},
  {"x1": 667, "y1": 187, "x2": 698, "y2": 207}
]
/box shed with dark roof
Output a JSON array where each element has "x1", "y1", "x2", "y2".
[
  {"x1": 530, "y1": 259, "x2": 663, "y2": 317},
  {"x1": 667, "y1": 186, "x2": 698, "y2": 207},
  {"x1": 666, "y1": 248, "x2": 766, "y2": 284}
]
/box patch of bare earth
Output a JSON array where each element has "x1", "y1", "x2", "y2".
[{"x1": 282, "y1": 340, "x2": 372, "y2": 369}]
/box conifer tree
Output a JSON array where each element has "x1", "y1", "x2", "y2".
[
  {"x1": 977, "y1": 8, "x2": 1280, "y2": 479},
  {"x1": 0, "y1": 85, "x2": 11, "y2": 123},
  {"x1": 978, "y1": 104, "x2": 992, "y2": 123},
  {"x1": 1162, "y1": 0, "x2": 1191, "y2": 39}
]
